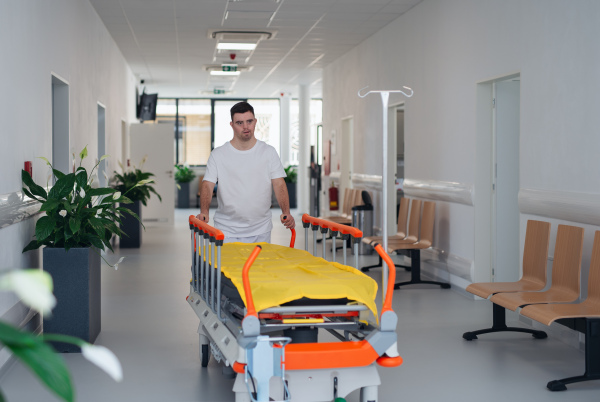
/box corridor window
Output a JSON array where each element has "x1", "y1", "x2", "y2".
[
  {"x1": 156, "y1": 99, "x2": 211, "y2": 165},
  {"x1": 248, "y1": 99, "x2": 281, "y2": 154},
  {"x1": 290, "y1": 99, "x2": 323, "y2": 165},
  {"x1": 178, "y1": 99, "x2": 212, "y2": 165}
]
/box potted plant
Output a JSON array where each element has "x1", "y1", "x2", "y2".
[
  {"x1": 174, "y1": 164, "x2": 195, "y2": 209},
  {"x1": 111, "y1": 158, "x2": 161, "y2": 248},
  {"x1": 0, "y1": 268, "x2": 122, "y2": 401},
  {"x1": 284, "y1": 165, "x2": 297, "y2": 209},
  {"x1": 21, "y1": 147, "x2": 142, "y2": 351}
]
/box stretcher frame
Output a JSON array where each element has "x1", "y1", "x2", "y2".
[{"x1": 186, "y1": 214, "x2": 402, "y2": 402}]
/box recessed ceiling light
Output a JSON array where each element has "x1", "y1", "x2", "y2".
[
  {"x1": 217, "y1": 43, "x2": 257, "y2": 51},
  {"x1": 210, "y1": 70, "x2": 241, "y2": 76}
]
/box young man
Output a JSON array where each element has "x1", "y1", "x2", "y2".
[{"x1": 197, "y1": 101, "x2": 295, "y2": 243}]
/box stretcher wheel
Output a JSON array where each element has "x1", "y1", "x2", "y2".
[{"x1": 201, "y1": 344, "x2": 210, "y2": 367}]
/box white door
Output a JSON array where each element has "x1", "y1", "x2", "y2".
[
  {"x1": 130, "y1": 123, "x2": 175, "y2": 226},
  {"x1": 340, "y1": 117, "x2": 354, "y2": 209},
  {"x1": 493, "y1": 79, "x2": 521, "y2": 282}
]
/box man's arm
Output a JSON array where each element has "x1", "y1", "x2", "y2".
[
  {"x1": 197, "y1": 180, "x2": 216, "y2": 222},
  {"x1": 272, "y1": 177, "x2": 295, "y2": 229}
]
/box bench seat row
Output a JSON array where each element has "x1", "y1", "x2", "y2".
[{"x1": 464, "y1": 220, "x2": 600, "y2": 391}]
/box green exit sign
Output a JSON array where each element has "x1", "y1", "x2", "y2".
[
  {"x1": 222, "y1": 65, "x2": 237, "y2": 72},
  {"x1": 213, "y1": 89, "x2": 225, "y2": 95}
]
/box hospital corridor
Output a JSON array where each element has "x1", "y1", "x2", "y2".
[{"x1": 2, "y1": 0, "x2": 600, "y2": 401}]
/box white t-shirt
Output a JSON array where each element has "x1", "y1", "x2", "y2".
[{"x1": 203, "y1": 140, "x2": 286, "y2": 237}]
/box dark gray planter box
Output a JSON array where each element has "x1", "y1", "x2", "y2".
[
  {"x1": 177, "y1": 181, "x2": 190, "y2": 208},
  {"x1": 286, "y1": 182, "x2": 297, "y2": 209},
  {"x1": 120, "y1": 200, "x2": 142, "y2": 248},
  {"x1": 43, "y1": 247, "x2": 100, "y2": 352}
]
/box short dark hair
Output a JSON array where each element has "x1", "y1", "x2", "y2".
[{"x1": 230, "y1": 102, "x2": 254, "y2": 121}]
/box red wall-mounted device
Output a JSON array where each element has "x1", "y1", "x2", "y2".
[{"x1": 24, "y1": 161, "x2": 32, "y2": 176}]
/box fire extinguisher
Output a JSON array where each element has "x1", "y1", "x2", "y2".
[{"x1": 329, "y1": 183, "x2": 339, "y2": 211}]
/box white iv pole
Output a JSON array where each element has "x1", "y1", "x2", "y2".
[{"x1": 358, "y1": 86, "x2": 414, "y2": 304}]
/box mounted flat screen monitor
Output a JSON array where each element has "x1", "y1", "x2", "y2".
[{"x1": 138, "y1": 92, "x2": 158, "y2": 122}]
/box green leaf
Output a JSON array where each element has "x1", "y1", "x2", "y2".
[
  {"x1": 37, "y1": 156, "x2": 52, "y2": 167},
  {"x1": 22, "y1": 239, "x2": 40, "y2": 253},
  {"x1": 148, "y1": 186, "x2": 162, "y2": 202},
  {"x1": 88, "y1": 217, "x2": 106, "y2": 238},
  {"x1": 22, "y1": 187, "x2": 41, "y2": 202},
  {"x1": 79, "y1": 146, "x2": 88, "y2": 161},
  {"x1": 77, "y1": 195, "x2": 92, "y2": 211},
  {"x1": 102, "y1": 237, "x2": 114, "y2": 253},
  {"x1": 52, "y1": 169, "x2": 66, "y2": 180},
  {"x1": 62, "y1": 200, "x2": 72, "y2": 213},
  {"x1": 0, "y1": 322, "x2": 37, "y2": 347},
  {"x1": 69, "y1": 217, "x2": 81, "y2": 234},
  {"x1": 0, "y1": 322, "x2": 74, "y2": 402},
  {"x1": 35, "y1": 216, "x2": 55, "y2": 242},
  {"x1": 88, "y1": 187, "x2": 116, "y2": 196},
  {"x1": 49, "y1": 174, "x2": 76, "y2": 200},
  {"x1": 54, "y1": 229, "x2": 65, "y2": 246},
  {"x1": 22, "y1": 170, "x2": 47, "y2": 200},
  {"x1": 75, "y1": 170, "x2": 87, "y2": 189},
  {"x1": 88, "y1": 235, "x2": 105, "y2": 251},
  {"x1": 40, "y1": 198, "x2": 60, "y2": 213}
]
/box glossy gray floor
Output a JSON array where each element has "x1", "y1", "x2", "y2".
[{"x1": 2, "y1": 209, "x2": 599, "y2": 401}]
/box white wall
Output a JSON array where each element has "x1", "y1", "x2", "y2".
[
  {"x1": 0, "y1": 0, "x2": 136, "y2": 367},
  {"x1": 322, "y1": 0, "x2": 600, "y2": 287}
]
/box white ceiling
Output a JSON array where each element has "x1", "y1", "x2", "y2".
[{"x1": 90, "y1": 0, "x2": 422, "y2": 98}]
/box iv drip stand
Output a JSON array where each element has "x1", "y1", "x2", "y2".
[{"x1": 358, "y1": 86, "x2": 414, "y2": 303}]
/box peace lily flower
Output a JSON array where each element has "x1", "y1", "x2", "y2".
[
  {"x1": 113, "y1": 191, "x2": 121, "y2": 200},
  {"x1": 59, "y1": 210, "x2": 67, "y2": 217},
  {"x1": 79, "y1": 188, "x2": 86, "y2": 198},
  {"x1": 81, "y1": 343, "x2": 123, "y2": 382},
  {"x1": 96, "y1": 208, "x2": 103, "y2": 217},
  {"x1": 134, "y1": 179, "x2": 154, "y2": 187},
  {"x1": 112, "y1": 257, "x2": 125, "y2": 271},
  {"x1": 0, "y1": 269, "x2": 56, "y2": 315}
]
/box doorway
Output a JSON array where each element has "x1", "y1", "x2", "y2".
[
  {"x1": 97, "y1": 103, "x2": 106, "y2": 187},
  {"x1": 474, "y1": 73, "x2": 521, "y2": 283},
  {"x1": 493, "y1": 78, "x2": 521, "y2": 282},
  {"x1": 388, "y1": 103, "x2": 404, "y2": 234},
  {"x1": 340, "y1": 116, "x2": 354, "y2": 210},
  {"x1": 51, "y1": 75, "x2": 69, "y2": 175}
]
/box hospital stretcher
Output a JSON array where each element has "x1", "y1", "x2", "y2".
[{"x1": 186, "y1": 214, "x2": 402, "y2": 402}]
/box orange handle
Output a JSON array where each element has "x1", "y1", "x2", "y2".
[
  {"x1": 301, "y1": 213, "x2": 363, "y2": 238},
  {"x1": 374, "y1": 243, "x2": 396, "y2": 315},
  {"x1": 189, "y1": 215, "x2": 225, "y2": 240},
  {"x1": 290, "y1": 228, "x2": 296, "y2": 248},
  {"x1": 242, "y1": 245, "x2": 262, "y2": 317}
]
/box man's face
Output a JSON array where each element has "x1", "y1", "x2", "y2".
[{"x1": 230, "y1": 111, "x2": 256, "y2": 142}]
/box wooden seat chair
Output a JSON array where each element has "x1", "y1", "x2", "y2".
[
  {"x1": 323, "y1": 188, "x2": 358, "y2": 225},
  {"x1": 320, "y1": 188, "x2": 351, "y2": 221},
  {"x1": 462, "y1": 220, "x2": 551, "y2": 340},
  {"x1": 490, "y1": 224, "x2": 584, "y2": 310},
  {"x1": 520, "y1": 231, "x2": 600, "y2": 391},
  {"x1": 362, "y1": 197, "x2": 410, "y2": 247},
  {"x1": 388, "y1": 201, "x2": 450, "y2": 289},
  {"x1": 464, "y1": 223, "x2": 584, "y2": 341},
  {"x1": 361, "y1": 197, "x2": 416, "y2": 272}
]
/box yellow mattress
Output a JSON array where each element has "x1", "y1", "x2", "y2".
[{"x1": 215, "y1": 242, "x2": 378, "y2": 318}]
